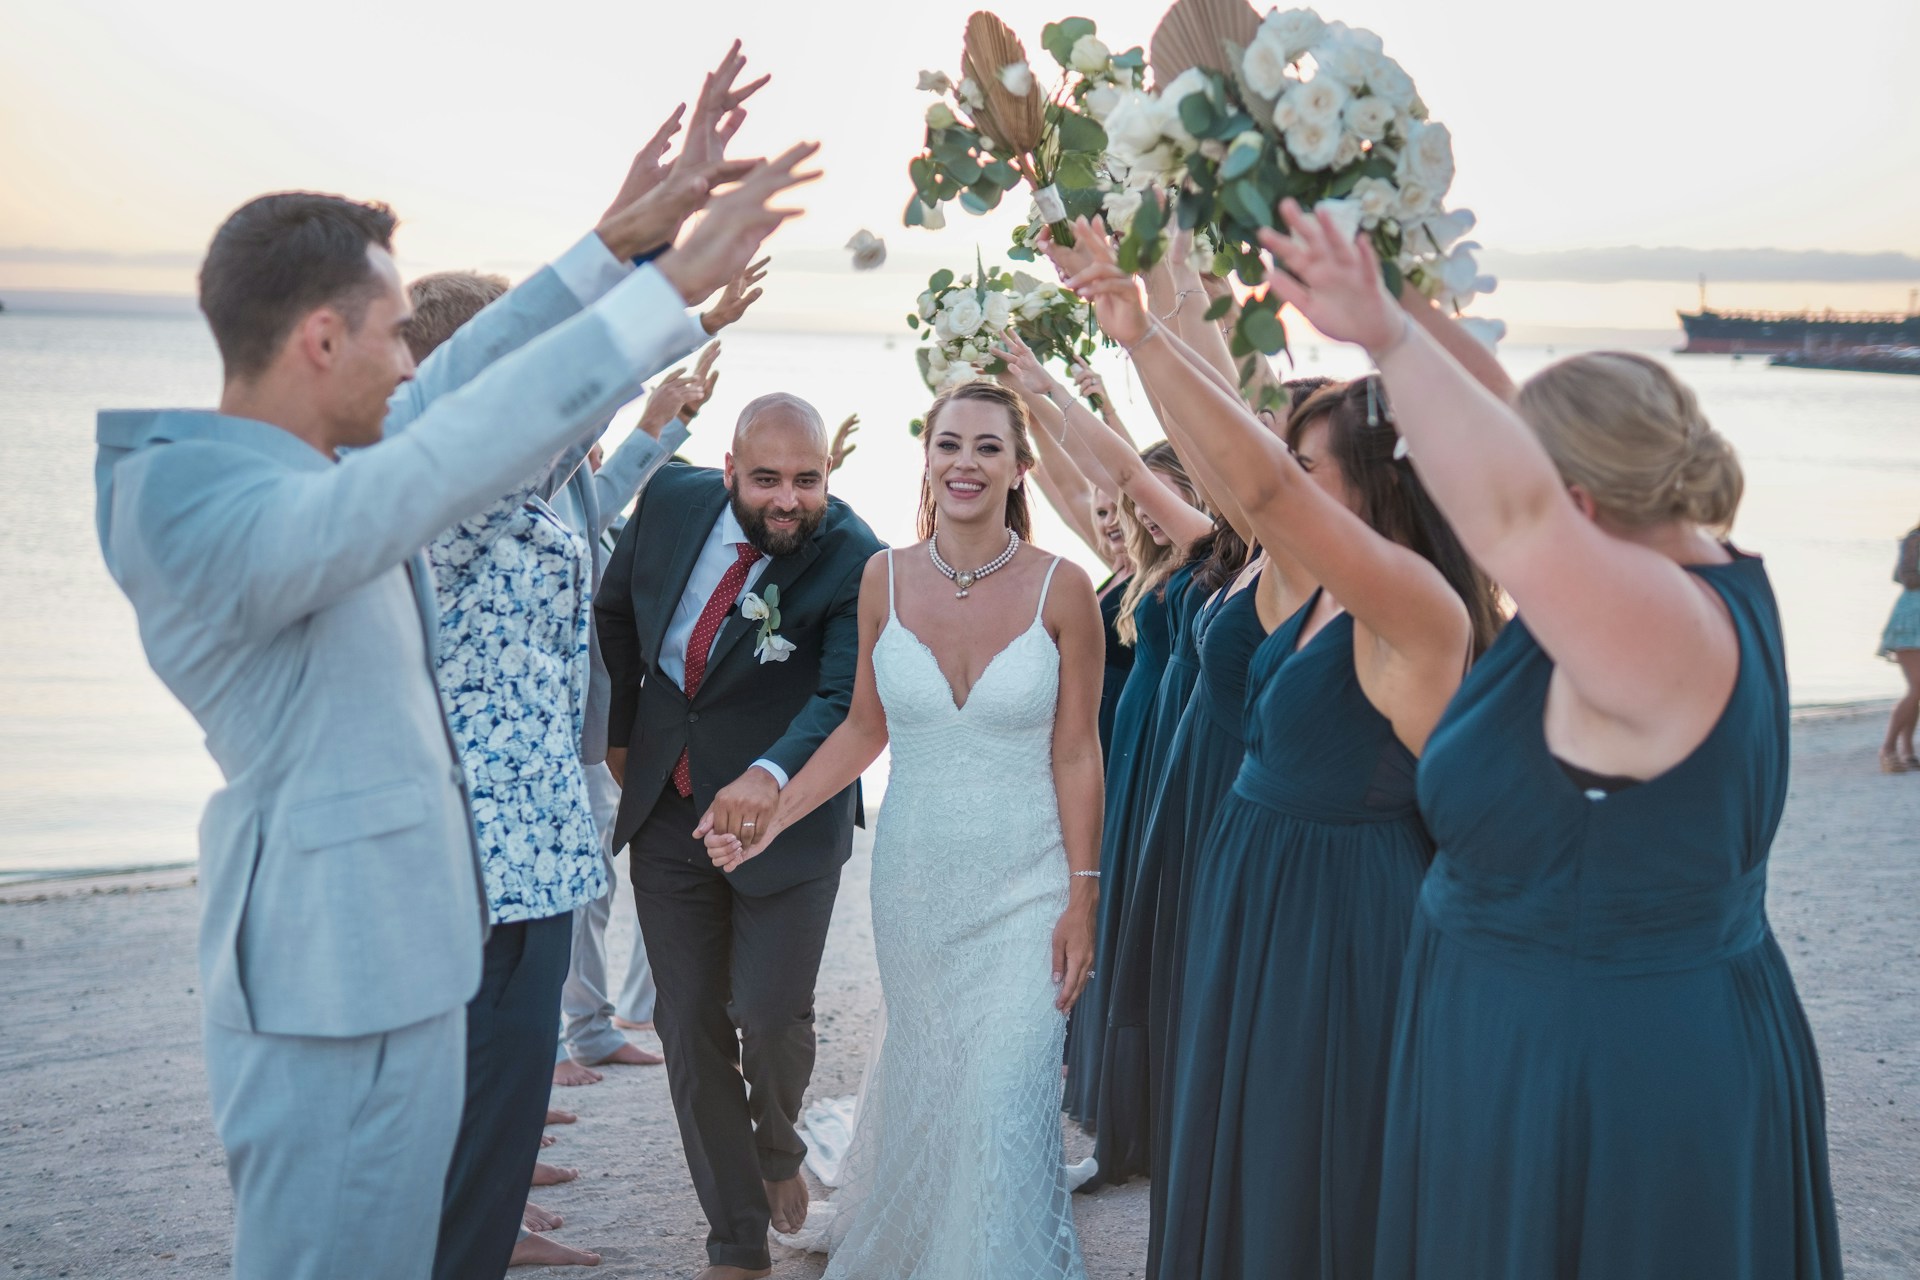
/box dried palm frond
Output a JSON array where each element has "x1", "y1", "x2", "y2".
[
  {"x1": 961, "y1": 10, "x2": 1045, "y2": 155},
  {"x1": 1150, "y1": 0, "x2": 1262, "y2": 83}
]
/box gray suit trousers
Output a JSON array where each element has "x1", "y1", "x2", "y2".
[
  {"x1": 561, "y1": 762, "x2": 656, "y2": 1064},
  {"x1": 205, "y1": 1009, "x2": 464, "y2": 1280}
]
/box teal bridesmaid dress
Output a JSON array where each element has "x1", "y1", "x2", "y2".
[
  {"x1": 1375, "y1": 553, "x2": 1842, "y2": 1279},
  {"x1": 1158, "y1": 591, "x2": 1432, "y2": 1279}
]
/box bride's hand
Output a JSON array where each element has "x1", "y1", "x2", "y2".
[
  {"x1": 1051, "y1": 897, "x2": 1096, "y2": 1013},
  {"x1": 695, "y1": 816, "x2": 780, "y2": 873}
]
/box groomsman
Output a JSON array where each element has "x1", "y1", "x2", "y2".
[{"x1": 93, "y1": 79, "x2": 818, "y2": 1280}]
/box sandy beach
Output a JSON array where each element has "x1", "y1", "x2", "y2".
[{"x1": 2, "y1": 701, "x2": 1914, "y2": 1279}]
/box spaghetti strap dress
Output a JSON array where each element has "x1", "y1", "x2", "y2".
[
  {"x1": 1096, "y1": 572, "x2": 1135, "y2": 756},
  {"x1": 1374, "y1": 553, "x2": 1841, "y2": 1279},
  {"x1": 1158, "y1": 592, "x2": 1432, "y2": 1279}
]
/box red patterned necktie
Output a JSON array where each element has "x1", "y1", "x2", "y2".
[{"x1": 673, "y1": 541, "x2": 764, "y2": 797}]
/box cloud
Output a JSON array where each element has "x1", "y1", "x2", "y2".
[
  {"x1": 0, "y1": 246, "x2": 202, "y2": 269},
  {"x1": 1480, "y1": 246, "x2": 1920, "y2": 284}
]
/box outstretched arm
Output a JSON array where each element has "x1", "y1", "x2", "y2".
[{"x1": 700, "y1": 552, "x2": 893, "y2": 869}]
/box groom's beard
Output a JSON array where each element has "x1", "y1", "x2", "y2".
[{"x1": 730, "y1": 484, "x2": 824, "y2": 559}]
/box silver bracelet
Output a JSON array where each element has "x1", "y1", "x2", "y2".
[
  {"x1": 1124, "y1": 318, "x2": 1168, "y2": 355},
  {"x1": 1071, "y1": 870, "x2": 1101, "y2": 878}
]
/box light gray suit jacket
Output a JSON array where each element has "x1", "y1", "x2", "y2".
[{"x1": 94, "y1": 254, "x2": 704, "y2": 1038}]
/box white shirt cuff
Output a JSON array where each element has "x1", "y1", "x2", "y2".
[
  {"x1": 594, "y1": 265, "x2": 709, "y2": 383},
  {"x1": 750, "y1": 759, "x2": 790, "y2": 789},
  {"x1": 551, "y1": 232, "x2": 635, "y2": 308}
]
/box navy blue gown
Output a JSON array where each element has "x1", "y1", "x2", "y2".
[
  {"x1": 1096, "y1": 572, "x2": 1135, "y2": 758},
  {"x1": 1092, "y1": 563, "x2": 1204, "y2": 1177},
  {"x1": 1159, "y1": 593, "x2": 1432, "y2": 1279},
  {"x1": 1375, "y1": 554, "x2": 1842, "y2": 1279},
  {"x1": 1064, "y1": 567, "x2": 1180, "y2": 1127}
]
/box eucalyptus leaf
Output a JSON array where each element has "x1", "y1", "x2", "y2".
[
  {"x1": 1221, "y1": 141, "x2": 1261, "y2": 181},
  {"x1": 929, "y1": 268, "x2": 955, "y2": 292},
  {"x1": 1055, "y1": 111, "x2": 1108, "y2": 157},
  {"x1": 762, "y1": 584, "x2": 779, "y2": 607},
  {"x1": 960, "y1": 187, "x2": 998, "y2": 215},
  {"x1": 1204, "y1": 293, "x2": 1234, "y2": 322},
  {"x1": 1178, "y1": 93, "x2": 1218, "y2": 138}
]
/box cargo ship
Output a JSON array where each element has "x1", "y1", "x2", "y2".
[{"x1": 1678, "y1": 283, "x2": 1920, "y2": 355}]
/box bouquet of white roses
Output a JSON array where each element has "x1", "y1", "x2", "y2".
[
  {"x1": 907, "y1": 13, "x2": 1146, "y2": 243},
  {"x1": 1099, "y1": 5, "x2": 1496, "y2": 365},
  {"x1": 908, "y1": 260, "x2": 1099, "y2": 406}
]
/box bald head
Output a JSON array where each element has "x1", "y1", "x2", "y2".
[
  {"x1": 726, "y1": 391, "x2": 832, "y2": 556},
  {"x1": 733, "y1": 392, "x2": 829, "y2": 455}
]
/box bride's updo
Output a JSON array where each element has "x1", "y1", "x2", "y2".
[
  {"x1": 917, "y1": 381, "x2": 1039, "y2": 540},
  {"x1": 1517, "y1": 352, "x2": 1744, "y2": 534}
]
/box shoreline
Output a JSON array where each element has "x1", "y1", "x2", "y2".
[{"x1": 1, "y1": 698, "x2": 1899, "y2": 896}]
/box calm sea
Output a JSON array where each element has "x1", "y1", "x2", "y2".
[{"x1": 3, "y1": 309, "x2": 1916, "y2": 881}]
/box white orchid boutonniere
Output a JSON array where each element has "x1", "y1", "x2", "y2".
[{"x1": 740, "y1": 585, "x2": 796, "y2": 664}]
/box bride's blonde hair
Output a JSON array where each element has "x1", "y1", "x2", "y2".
[{"x1": 916, "y1": 383, "x2": 1038, "y2": 540}]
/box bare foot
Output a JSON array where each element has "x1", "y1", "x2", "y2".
[
  {"x1": 523, "y1": 1201, "x2": 563, "y2": 1232},
  {"x1": 612, "y1": 1016, "x2": 655, "y2": 1031},
  {"x1": 582, "y1": 1042, "x2": 664, "y2": 1067},
  {"x1": 693, "y1": 1267, "x2": 771, "y2": 1280},
  {"x1": 553, "y1": 1060, "x2": 604, "y2": 1087},
  {"x1": 541, "y1": 1133, "x2": 558, "y2": 1148},
  {"x1": 547, "y1": 1106, "x2": 578, "y2": 1125},
  {"x1": 532, "y1": 1162, "x2": 580, "y2": 1187},
  {"x1": 510, "y1": 1232, "x2": 601, "y2": 1268},
  {"x1": 764, "y1": 1174, "x2": 810, "y2": 1235}
]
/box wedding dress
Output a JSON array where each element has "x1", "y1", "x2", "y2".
[{"x1": 817, "y1": 551, "x2": 1087, "y2": 1280}]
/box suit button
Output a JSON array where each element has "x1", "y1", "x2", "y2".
[{"x1": 687, "y1": 712, "x2": 700, "y2": 724}]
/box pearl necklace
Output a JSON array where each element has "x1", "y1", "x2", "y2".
[{"x1": 929, "y1": 528, "x2": 1020, "y2": 599}]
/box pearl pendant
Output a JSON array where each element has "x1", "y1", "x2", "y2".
[{"x1": 954, "y1": 571, "x2": 975, "y2": 599}]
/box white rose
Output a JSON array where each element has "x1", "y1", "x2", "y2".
[
  {"x1": 1314, "y1": 197, "x2": 1365, "y2": 242},
  {"x1": 1453, "y1": 316, "x2": 1506, "y2": 351},
  {"x1": 983, "y1": 291, "x2": 1015, "y2": 330},
  {"x1": 935, "y1": 361, "x2": 979, "y2": 393},
  {"x1": 845, "y1": 229, "x2": 887, "y2": 271},
  {"x1": 1104, "y1": 90, "x2": 1168, "y2": 154},
  {"x1": 1352, "y1": 176, "x2": 1398, "y2": 228},
  {"x1": 1070, "y1": 33, "x2": 1112, "y2": 75},
  {"x1": 957, "y1": 77, "x2": 986, "y2": 110},
  {"x1": 926, "y1": 102, "x2": 958, "y2": 130},
  {"x1": 1290, "y1": 76, "x2": 1350, "y2": 127},
  {"x1": 1364, "y1": 54, "x2": 1417, "y2": 111},
  {"x1": 1000, "y1": 61, "x2": 1034, "y2": 96},
  {"x1": 917, "y1": 290, "x2": 938, "y2": 321},
  {"x1": 943, "y1": 291, "x2": 985, "y2": 338},
  {"x1": 1131, "y1": 142, "x2": 1185, "y2": 187},
  {"x1": 1263, "y1": 7, "x2": 1327, "y2": 60},
  {"x1": 1158, "y1": 68, "x2": 1211, "y2": 144},
  {"x1": 1344, "y1": 94, "x2": 1396, "y2": 142},
  {"x1": 1102, "y1": 187, "x2": 1145, "y2": 233},
  {"x1": 917, "y1": 70, "x2": 953, "y2": 94},
  {"x1": 755, "y1": 632, "x2": 798, "y2": 664},
  {"x1": 920, "y1": 200, "x2": 947, "y2": 230},
  {"x1": 1400, "y1": 120, "x2": 1455, "y2": 194},
  {"x1": 1395, "y1": 177, "x2": 1438, "y2": 221},
  {"x1": 1241, "y1": 29, "x2": 1293, "y2": 99},
  {"x1": 1334, "y1": 131, "x2": 1365, "y2": 168},
  {"x1": 1085, "y1": 85, "x2": 1121, "y2": 120},
  {"x1": 739, "y1": 593, "x2": 771, "y2": 622},
  {"x1": 1284, "y1": 118, "x2": 1342, "y2": 171},
  {"x1": 958, "y1": 340, "x2": 983, "y2": 363},
  {"x1": 1273, "y1": 91, "x2": 1301, "y2": 132},
  {"x1": 1312, "y1": 33, "x2": 1373, "y2": 88},
  {"x1": 1324, "y1": 21, "x2": 1384, "y2": 54},
  {"x1": 1018, "y1": 289, "x2": 1053, "y2": 320}
]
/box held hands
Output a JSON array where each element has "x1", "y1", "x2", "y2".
[
  {"x1": 1256, "y1": 200, "x2": 1403, "y2": 356},
  {"x1": 702, "y1": 256, "x2": 770, "y2": 334},
  {"x1": 657, "y1": 142, "x2": 821, "y2": 307},
  {"x1": 691, "y1": 765, "x2": 783, "y2": 872},
  {"x1": 1051, "y1": 896, "x2": 1097, "y2": 1013},
  {"x1": 1043, "y1": 217, "x2": 1152, "y2": 349},
  {"x1": 829, "y1": 414, "x2": 861, "y2": 472}
]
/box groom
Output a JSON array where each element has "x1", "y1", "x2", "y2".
[{"x1": 598, "y1": 393, "x2": 882, "y2": 1280}]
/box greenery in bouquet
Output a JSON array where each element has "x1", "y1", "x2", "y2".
[
  {"x1": 904, "y1": 14, "x2": 1144, "y2": 247},
  {"x1": 1099, "y1": 6, "x2": 1497, "y2": 369},
  {"x1": 907, "y1": 259, "x2": 1099, "y2": 409}
]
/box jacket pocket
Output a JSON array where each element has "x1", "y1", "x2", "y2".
[{"x1": 288, "y1": 779, "x2": 427, "y2": 852}]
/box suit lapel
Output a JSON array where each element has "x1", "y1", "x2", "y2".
[
  {"x1": 404, "y1": 552, "x2": 441, "y2": 651},
  {"x1": 645, "y1": 472, "x2": 730, "y2": 665},
  {"x1": 702, "y1": 536, "x2": 821, "y2": 688}
]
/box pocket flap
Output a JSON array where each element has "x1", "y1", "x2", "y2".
[{"x1": 288, "y1": 780, "x2": 427, "y2": 852}]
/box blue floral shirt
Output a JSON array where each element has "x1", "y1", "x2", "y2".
[{"x1": 430, "y1": 483, "x2": 607, "y2": 924}]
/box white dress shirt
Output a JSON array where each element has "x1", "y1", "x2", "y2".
[{"x1": 662, "y1": 504, "x2": 789, "y2": 787}]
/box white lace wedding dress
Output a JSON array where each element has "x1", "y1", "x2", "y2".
[{"x1": 818, "y1": 551, "x2": 1087, "y2": 1279}]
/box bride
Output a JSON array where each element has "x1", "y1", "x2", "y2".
[{"x1": 701, "y1": 380, "x2": 1103, "y2": 1278}]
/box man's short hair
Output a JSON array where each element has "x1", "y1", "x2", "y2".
[
  {"x1": 404, "y1": 271, "x2": 510, "y2": 362},
  {"x1": 198, "y1": 192, "x2": 398, "y2": 380}
]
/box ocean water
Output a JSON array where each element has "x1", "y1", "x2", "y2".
[{"x1": 2, "y1": 310, "x2": 1916, "y2": 881}]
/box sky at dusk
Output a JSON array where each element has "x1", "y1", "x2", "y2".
[{"x1": 2, "y1": 0, "x2": 1917, "y2": 334}]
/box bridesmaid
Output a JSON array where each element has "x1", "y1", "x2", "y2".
[
  {"x1": 1051, "y1": 217, "x2": 1504, "y2": 1279},
  {"x1": 1262, "y1": 200, "x2": 1842, "y2": 1277},
  {"x1": 1091, "y1": 492, "x2": 1136, "y2": 756}
]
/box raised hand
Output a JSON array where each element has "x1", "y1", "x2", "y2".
[
  {"x1": 1256, "y1": 199, "x2": 1403, "y2": 355},
  {"x1": 1070, "y1": 361, "x2": 1107, "y2": 405},
  {"x1": 596, "y1": 155, "x2": 757, "y2": 263},
  {"x1": 679, "y1": 41, "x2": 770, "y2": 173},
  {"x1": 656, "y1": 142, "x2": 821, "y2": 306},
  {"x1": 991, "y1": 332, "x2": 1055, "y2": 397},
  {"x1": 637, "y1": 368, "x2": 699, "y2": 437},
  {"x1": 702, "y1": 256, "x2": 770, "y2": 335},
  {"x1": 829, "y1": 413, "x2": 860, "y2": 472},
  {"x1": 680, "y1": 342, "x2": 722, "y2": 420},
  {"x1": 598, "y1": 105, "x2": 687, "y2": 223},
  {"x1": 1046, "y1": 217, "x2": 1152, "y2": 348}
]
